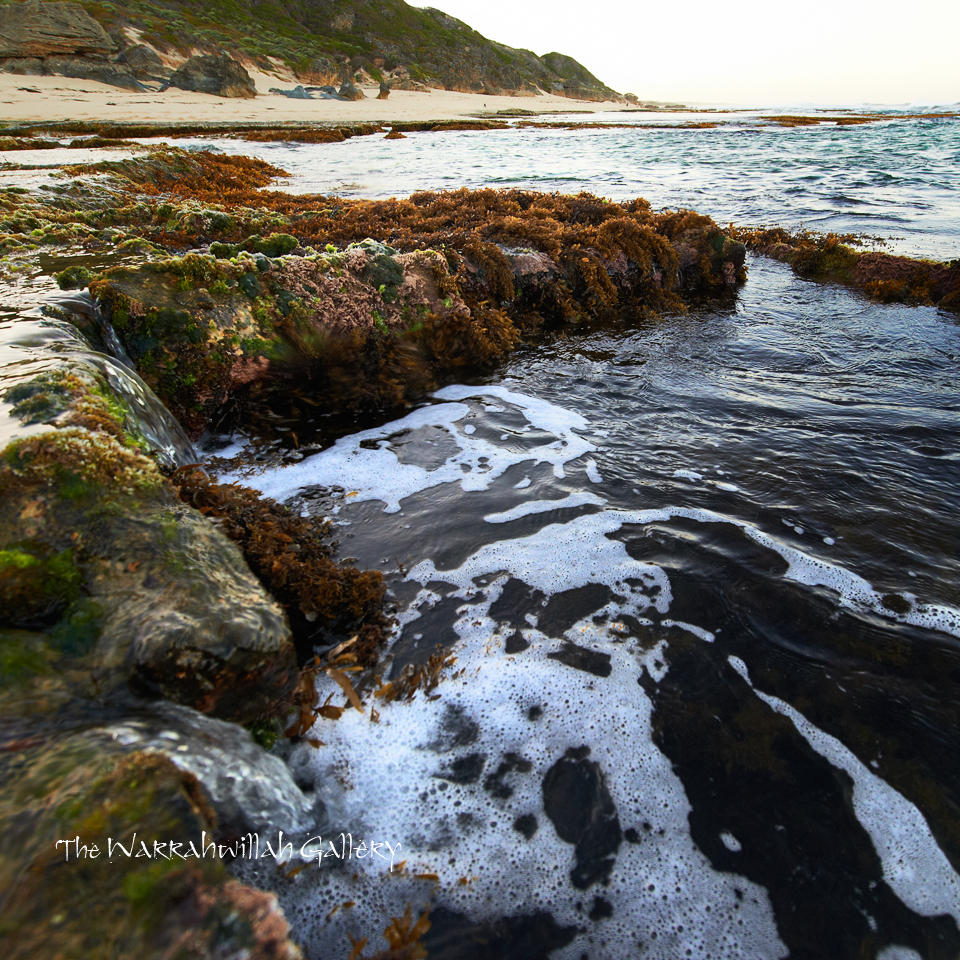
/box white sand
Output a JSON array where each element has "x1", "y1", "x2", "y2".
[{"x1": 0, "y1": 73, "x2": 634, "y2": 126}]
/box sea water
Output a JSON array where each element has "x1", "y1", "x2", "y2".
[
  {"x1": 1, "y1": 111, "x2": 935, "y2": 958},
  {"x1": 203, "y1": 112, "x2": 960, "y2": 959}
]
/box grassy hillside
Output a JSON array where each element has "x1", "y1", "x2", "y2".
[{"x1": 20, "y1": 0, "x2": 621, "y2": 99}]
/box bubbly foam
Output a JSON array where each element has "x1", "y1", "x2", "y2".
[
  {"x1": 218, "y1": 385, "x2": 597, "y2": 513},
  {"x1": 210, "y1": 383, "x2": 960, "y2": 957}
]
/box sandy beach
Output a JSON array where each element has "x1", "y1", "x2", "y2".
[{"x1": 0, "y1": 71, "x2": 636, "y2": 126}]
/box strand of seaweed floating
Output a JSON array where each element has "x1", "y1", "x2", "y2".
[{"x1": 346, "y1": 904, "x2": 432, "y2": 960}]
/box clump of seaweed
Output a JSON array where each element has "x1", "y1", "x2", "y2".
[
  {"x1": 348, "y1": 905, "x2": 432, "y2": 960},
  {"x1": 732, "y1": 226, "x2": 960, "y2": 310},
  {"x1": 239, "y1": 124, "x2": 383, "y2": 144},
  {"x1": 168, "y1": 466, "x2": 389, "y2": 663},
  {"x1": 374, "y1": 649, "x2": 458, "y2": 704}
]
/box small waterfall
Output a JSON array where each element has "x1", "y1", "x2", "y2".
[{"x1": 1, "y1": 292, "x2": 198, "y2": 469}]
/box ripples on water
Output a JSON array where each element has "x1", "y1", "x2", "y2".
[
  {"x1": 173, "y1": 109, "x2": 960, "y2": 260},
  {"x1": 200, "y1": 118, "x2": 960, "y2": 959},
  {"x1": 209, "y1": 144, "x2": 960, "y2": 957}
]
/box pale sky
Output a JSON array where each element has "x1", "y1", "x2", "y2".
[{"x1": 417, "y1": 0, "x2": 960, "y2": 105}]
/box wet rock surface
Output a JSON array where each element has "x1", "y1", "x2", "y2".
[
  {"x1": 0, "y1": 327, "x2": 309, "y2": 956},
  {"x1": 0, "y1": 729, "x2": 303, "y2": 960},
  {"x1": 1, "y1": 353, "x2": 298, "y2": 723}
]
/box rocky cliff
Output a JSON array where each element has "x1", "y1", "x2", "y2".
[{"x1": 0, "y1": 0, "x2": 622, "y2": 100}]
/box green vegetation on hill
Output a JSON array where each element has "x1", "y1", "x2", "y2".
[{"x1": 0, "y1": 0, "x2": 620, "y2": 98}]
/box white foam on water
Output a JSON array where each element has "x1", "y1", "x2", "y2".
[
  {"x1": 406, "y1": 511, "x2": 672, "y2": 613},
  {"x1": 661, "y1": 620, "x2": 716, "y2": 643},
  {"x1": 728, "y1": 656, "x2": 960, "y2": 923},
  {"x1": 215, "y1": 385, "x2": 597, "y2": 513},
  {"x1": 720, "y1": 832, "x2": 743, "y2": 853},
  {"x1": 483, "y1": 491, "x2": 606, "y2": 524},
  {"x1": 282, "y1": 601, "x2": 788, "y2": 960},
  {"x1": 877, "y1": 948, "x2": 924, "y2": 960},
  {"x1": 211, "y1": 383, "x2": 960, "y2": 957}
]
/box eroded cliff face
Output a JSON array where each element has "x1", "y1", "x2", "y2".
[{"x1": 0, "y1": 0, "x2": 114, "y2": 58}]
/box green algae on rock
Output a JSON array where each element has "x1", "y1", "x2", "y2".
[
  {"x1": 0, "y1": 357, "x2": 299, "y2": 723},
  {"x1": 88, "y1": 241, "x2": 491, "y2": 436},
  {"x1": 66, "y1": 150, "x2": 748, "y2": 437}
]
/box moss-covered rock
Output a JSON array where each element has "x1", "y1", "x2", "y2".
[
  {"x1": 89, "y1": 244, "x2": 477, "y2": 436},
  {"x1": 0, "y1": 427, "x2": 297, "y2": 721},
  {"x1": 1, "y1": 359, "x2": 298, "y2": 723}
]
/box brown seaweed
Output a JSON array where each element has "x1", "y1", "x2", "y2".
[{"x1": 168, "y1": 466, "x2": 389, "y2": 664}]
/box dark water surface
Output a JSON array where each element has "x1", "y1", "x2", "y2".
[
  {"x1": 200, "y1": 117, "x2": 960, "y2": 960},
  {"x1": 218, "y1": 253, "x2": 960, "y2": 960}
]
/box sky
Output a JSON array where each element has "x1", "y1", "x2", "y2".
[{"x1": 415, "y1": 0, "x2": 960, "y2": 106}]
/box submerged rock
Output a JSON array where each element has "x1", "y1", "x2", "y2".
[
  {"x1": 542, "y1": 746, "x2": 622, "y2": 889},
  {"x1": 169, "y1": 53, "x2": 256, "y2": 99}
]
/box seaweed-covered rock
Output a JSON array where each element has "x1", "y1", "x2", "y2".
[
  {"x1": 0, "y1": 1, "x2": 114, "y2": 59},
  {"x1": 169, "y1": 53, "x2": 256, "y2": 99},
  {"x1": 0, "y1": 365, "x2": 297, "y2": 723},
  {"x1": 736, "y1": 228, "x2": 960, "y2": 311},
  {"x1": 89, "y1": 243, "x2": 477, "y2": 435}
]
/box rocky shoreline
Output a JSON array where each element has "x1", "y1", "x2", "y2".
[
  {"x1": 0, "y1": 142, "x2": 746, "y2": 956},
  {"x1": 2, "y1": 139, "x2": 957, "y2": 957}
]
